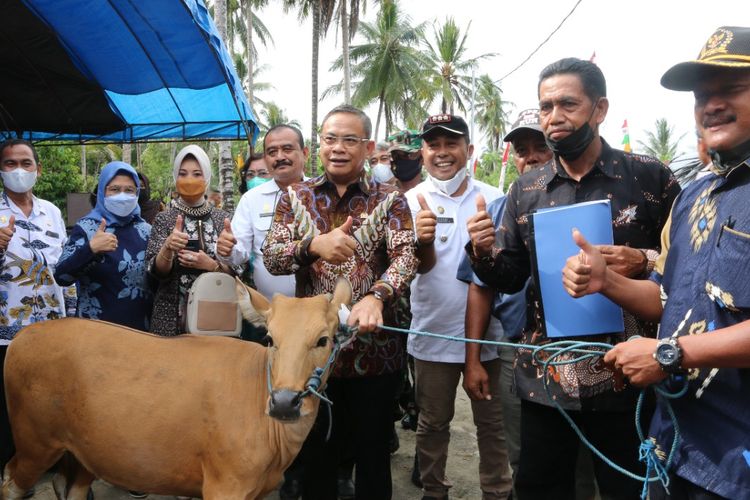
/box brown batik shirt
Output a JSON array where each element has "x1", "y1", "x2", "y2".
[
  {"x1": 263, "y1": 173, "x2": 418, "y2": 378},
  {"x1": 468, "y1": 139, "x2": 681, "y2": 411}
]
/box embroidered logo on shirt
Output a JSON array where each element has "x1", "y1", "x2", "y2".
[{"x1": 614, "y1": 204, "x2": 638, "y2": 227}]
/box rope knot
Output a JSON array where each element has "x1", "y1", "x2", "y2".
[{"x1": 638, "y1": 440, "x2": 670, "y2": 499}]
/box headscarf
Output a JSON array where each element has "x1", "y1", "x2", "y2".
[
  {"x1": 85, "y1": 161, "x2": 142, "y2": 227},
  {"x1": 173, "y1": 145, "x2": 211, "y2": 188},
  {"x1": 137, "y1": 171, "x2": 162, "y2": 224}
]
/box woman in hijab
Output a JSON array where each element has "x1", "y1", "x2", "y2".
[
  {"x1": 55, "y1": 161, "x2": 153, "y2": 331},
  {"x1": 146, "y1": 145, "x2": 237, "y2": 336}
]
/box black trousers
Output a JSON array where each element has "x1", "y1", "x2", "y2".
[
  {"x1": 0, "y1": 345, "x2": 14, "y2": 473},
  {"x1": 649, "y1": 474, "x2": 727, "y2": 500},
  {"x1": 299, "y1": 372, "x2": 399, "y2": 500},
  {"x1": 515, "y1": 399, "x2": 645, "y2": 500}
]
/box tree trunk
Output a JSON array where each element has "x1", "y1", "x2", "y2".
[
  {"x1": 81, "y1": 144, "x2": 87, "y2": 179},
  {"x1": 245, "y1": 3, "x2": 254, "y2": 103},
  {"x1": 214, "y1": 0, "x2": 235, "y2": 212},
  {"x1": 310, "y1": 0, "x2": 320, "y2": 176},
  {"x1": 136, "y1": 143, "x2": 142, "y2": 170},
  {"x1": 374, "y1": 93, "x2": 384, "y2": 141},
  {"x1": 341, "y1": 0, "x2": 351, "y2": 104},
  {"x1": 122, "y1": 143, "x2": 131, "y2": 164}
]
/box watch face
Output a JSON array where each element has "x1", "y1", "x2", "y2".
[{"x1": 657, "y1": 343, "x2": 678, "y2": 364}]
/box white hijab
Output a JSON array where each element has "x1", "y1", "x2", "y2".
[{"x1": 173, "y1": 145, "x2": 212, "y2": 187}]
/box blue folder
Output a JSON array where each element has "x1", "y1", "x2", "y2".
[{"x1": 531, "y1": 199, "x2": 624, "y2": 338}]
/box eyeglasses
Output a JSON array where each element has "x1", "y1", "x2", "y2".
[
  {"x1": 320, "y1": 135, "x2": 369, "y2": 148},
  {"x1": 246, "y1": 170, "x2": 270, "y2": 179},
  {"x1": 105, "y1": 185, "x2": 137, "y2": 195}
]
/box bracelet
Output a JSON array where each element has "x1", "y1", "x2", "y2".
[
  {"x1": 158, "y1": 250, "x2": 174, "y2": 263},
  {"x1": 212, "y1": 262, "x2": 221, "y2": 272}
]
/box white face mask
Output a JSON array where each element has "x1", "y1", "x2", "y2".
[
  {"x1": 1, "y1": 168, "x2": 37, "y2": 193},
  {"x1": 428, "y1": 166, "x2": 467, "y2": 196},
  {"x1": 372, "y1": 162, "x2": 394, "y2": 183},
  {"x1": 104, "y1": 193, "x2": 139, "y2": 217}
]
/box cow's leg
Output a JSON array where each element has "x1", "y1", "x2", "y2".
[
  {"x1": 2, "y1": 441, "x2": 64, "y2": 499},
  {"x1": 202, "y1": 475, "x2": 260, "y2": 500},
  {"x1": 51, "y1": 453, "x2": 95, "y2": 500}
]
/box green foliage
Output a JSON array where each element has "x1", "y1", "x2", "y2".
[
  {"x1": 637, "y1": 118, "x2": 685, "y2": 164},
  {"x1": 34, "y1": 146, "x2": 85, "y2": 219},
  {"x1": 473, "y1": 150, "x2": 518, "y2": 192}
]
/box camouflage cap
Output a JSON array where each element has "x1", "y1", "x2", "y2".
[{"x1": 387, "y1": 129, "x2": 422, "y2": 153}]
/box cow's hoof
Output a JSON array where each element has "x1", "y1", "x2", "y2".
[{"x1": 128, "y1": 491, "x2": 147, "y2": 499}]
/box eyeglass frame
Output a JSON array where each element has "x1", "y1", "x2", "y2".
[
  {"x1": 319, "y1": 134, "x2": 370, "y2": 148},
  {"x1": 105, "y1": 185, "x2": 138, "y2": 195}
]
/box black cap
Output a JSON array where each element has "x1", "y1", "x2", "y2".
[
  {"x1": 661, "y1": 26, "x2": 750, "y2": 91},
  {"x1": 503, "y1": 109, "x2": 544, "y2": 143},
  {"x1": 420, "y1": 114, "x2": 470, "y2": 141}
]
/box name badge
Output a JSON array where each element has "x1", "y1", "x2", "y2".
[
  {"x1": 260, "y1": 212, "x2": 274, "y2": 218},
  {"x1": 436, "y1": 217, "x2": 454, "y2": 224}
]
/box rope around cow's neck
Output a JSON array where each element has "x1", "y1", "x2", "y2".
[{"x1": 368, "y1": 323, "x2": 688, "y2": 500}]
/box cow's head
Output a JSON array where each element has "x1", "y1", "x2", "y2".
[{"x1": 236, "y1": 278, "x2": 352, "y2": 421}]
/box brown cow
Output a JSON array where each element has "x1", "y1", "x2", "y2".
[{"x1": 1, "y1": 279, "x2": 352, "y2": 500}]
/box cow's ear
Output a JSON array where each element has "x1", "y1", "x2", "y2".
[
  {"x1": 330, "y1": 278, "x2": 353, "y2": 308},
  {"x1": 235, "y1": 278, "x2": 269, "y2": 326}
]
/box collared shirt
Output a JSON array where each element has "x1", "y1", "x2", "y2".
[
  {"x1": 456, "y1": 195, "x2": 528, "y2": 342},
  {"x1": 648, "y1": 162, "x2": 750, "y2": 499},
  {"x1": 262, "y1": 173, "x2": 418, "y2": 378},
  {"x1": 406, "y1": 177, "x2": 504, "y2": 363},
  {"x1": 225, "y1": 178, "x2": 296, "y2": 298},
  {"x1": 469, "y1": 139, "x2": 681, "y2": 410},
  {"x1": 0, "y1": 193, "x2": 67, "y2": 343}
]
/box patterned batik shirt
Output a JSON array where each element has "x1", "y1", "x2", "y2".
[
  {"x1": 469, "y1": 139, "x2": 681, "y2": 411},
  {"x1": 648, "y1": 162, "x2": 750, "y2": 499},
  {"x1": 54, "y1": 217, "x2": 153, "y2": 331},
  {"x1": 263, "y1": 173, "x2": 418, "y2": 378},
  {"x1": 0, "y1": 193, "x2": 67, "y2": 343}
]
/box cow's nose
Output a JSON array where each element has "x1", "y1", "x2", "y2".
[{"x1": 268, "y1": 389, "x2": 302, "y2": 421}]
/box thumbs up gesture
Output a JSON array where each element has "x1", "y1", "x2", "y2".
[
  {"x1": 217, "y1": 218, "x2": 236, "y2": 257},
  {"x1": 89, "y1": 218, "x2": 118, "y2": 254},
  {"x1": 466, "y1": 194, "x2": 496, "y2": 257},
  {"x1": 562, "y1": 229, "x2": 608, "y2": 297},
  {"x1": 0, "y1": 215, "x2": 15, "y2": 251},
  {"x1": 415, "y1": 194, "x2": 437, "y2": 245},
  {"x1": 309, "y1": 215, "x2": 357, "y2": 265},
  {"x1": 164, "y1": 214, "x2": 188, "y2": 253}
]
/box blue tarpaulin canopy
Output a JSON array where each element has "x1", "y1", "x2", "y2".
[{"x1": 0, "y1": 0, "x2": 258, "y2": 144}]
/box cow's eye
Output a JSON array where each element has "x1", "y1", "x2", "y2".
[
  {"x1": 261, "y1": 335, "x2": 274, "y2": 347},
  {"x1": 316, "y1": 336, "x2": 329, "y2": 348}
]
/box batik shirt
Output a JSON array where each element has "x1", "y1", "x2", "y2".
[
  {"x1": 55, "y1": 217, "x2": 153, "y2": 331},
  {"x1": 263, "y1": 173, "x2": 418, "y2": 378},
  {"x1": 468, "y1": 140, "x2": 681, "y2": 411},
  {"x1": 0, "y1": 193, "x2": 67, "y2": 343},
  {"x1": 649, "y1": 162, "x2": 750, "y2": 498}
]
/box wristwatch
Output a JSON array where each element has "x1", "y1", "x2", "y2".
[{"x1": 653, "y1": 337, "x2": 684, "y2": 374}]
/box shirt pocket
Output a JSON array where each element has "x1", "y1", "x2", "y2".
[{"x1": 708, "y1": 225, "x2": 750, "y2": 311}]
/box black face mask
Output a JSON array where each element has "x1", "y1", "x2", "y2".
[
  {"x1": 392, "y1": 158, "x2": 422, "y2": 181},
  {"x1": 544, "y1": 99, "x2": 599, "y2": 161},
  {"x1": 709, "y1": 136, "x2": 750, "y2": 174}
]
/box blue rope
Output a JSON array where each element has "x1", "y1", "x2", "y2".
[{"x1": 377, "y1": 323, "x2": 685, "y2": 499}]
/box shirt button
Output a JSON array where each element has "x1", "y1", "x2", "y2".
[{"x1": 440, "y1": 235, "x2": 448, "y2": 242}]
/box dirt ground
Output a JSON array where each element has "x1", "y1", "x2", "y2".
[{"x1": 24, "y1": 390, "x2": 485, "y2": 500}]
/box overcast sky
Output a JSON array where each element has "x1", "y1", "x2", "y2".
[{"x1": 252, "y1": 0, "x2": 746, "y2": 157}]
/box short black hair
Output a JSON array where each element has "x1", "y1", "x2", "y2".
[
  {"x1": 322, "y1": 104, "x2": 372, "y2": 139},
  {"x1": 264, "y1": 124, "x2": 305, "y2": 150},
  {"x1": 538, "y1": 57, "x2": 607, "y2": 102},
  {"x1": 239, "y1": 151, "x2": 266, "y2": 194},
  {"x1": 0, "y1": 138, "x2": 39, "y2": 164}
]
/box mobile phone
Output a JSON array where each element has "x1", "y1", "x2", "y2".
[{"x1": 185, "y1": 239, "x2": 201, "y2": 252}]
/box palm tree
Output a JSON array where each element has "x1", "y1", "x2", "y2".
[
  {"x1": 284, "y1": 0, "x2": 337, "y2": 175},
  {"x1": 324, "y1": 0, "x2": 429, "y2": 139},
  {"x1": 637, "y1": 118, "x2": 685, "y2": 164},
  {"x1": 212, "y1": 0, "x2": 237, "y2": 212},
  {"x1": 232, "y1": 59, "x2": 273, "y2": 109},
  {"x1": 231, "y1": 1, "x2": 273, "y2": 103},
  {"x1": 424, "y1": 18, "x2": 495, "y2": 114},
  {"x1": 259, "y1": 102, "x2": 302, "y2": 131},
  {"x1": 475, "y1": 74, "x2": 510, "y2": 152}
]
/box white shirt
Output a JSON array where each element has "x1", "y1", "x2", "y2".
[
  {"x1": 225, "y1": 179, "x2": 296, "y2": 299},
  {"x1": 406, "y1": 177, "x2": 503, "y2": 363},
  {"x1": 0, "y1": 193, "x2": 67, "y2": 345}
]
